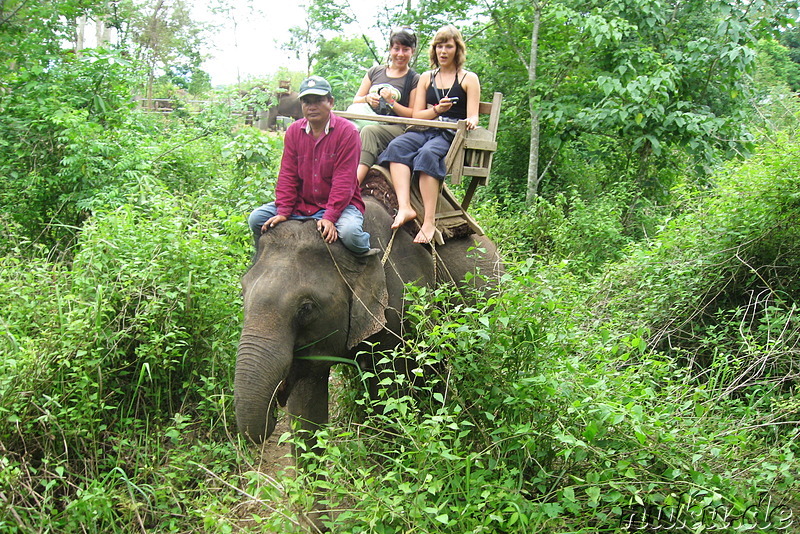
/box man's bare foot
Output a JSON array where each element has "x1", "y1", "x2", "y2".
[
  {"x1": 391, "y1": 208, "x2": 417, "y2": 229},
  {"x1": 413, "y1": 222, "x2": 437, "y2": 244}
]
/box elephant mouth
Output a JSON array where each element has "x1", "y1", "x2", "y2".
[{"x1": 275, "y1": 378, "x2": 288, "y2": 407}]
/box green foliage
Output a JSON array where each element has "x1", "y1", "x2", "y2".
[
  {"x1": 253, "y1": 254, "x2": 798, "y2": 532},
  {"x1": 474, "y1": 184, "x2": 665, "y2": 274},
  {"x1": 756, "y1": 38, "x2": 800, "y2": 92},
  {"x1": 0, "y1": 48, "x2": 141, "y2": 248},
  {"x1": 314, "y1": 36, "x2": 376, "y2": 104},
  {"x1": 779, "y1": 23, "x2": 800, "y2": 89},
  {"x1": 0, "y1": 39, "x2": 270, "y2": 252},
  {"x1": 127, "y1": 0, "x2": 211, "y2": 99},
  {"x1": 0, "y1": 193, "x2": 251, "y2": 531},
  {"x1": 1, "y1": 0, "x2": 799, "y2": 531},
  {"x1": 596, "y1": 131, "x2": 800, "y2": 347},
  {"x1": 468, "y1": 0, "x2": 800, "y2": 207},
  {"x1": 749, "y1": 44, "x2": 800, "y2": 163},
  {"x1": 549, "y1": 191, "x2": 633, "y2": 271},
  {"x1": 0, "y1": 0, "x2": 99, "y2": 70}
]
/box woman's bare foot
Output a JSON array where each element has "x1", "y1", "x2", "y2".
[
  {"x1": 391, "y1": 207, "x2": 417, "y2": 229},
  {"x1": 413, "y1": 222, "x2": 437, "y2": 244}
]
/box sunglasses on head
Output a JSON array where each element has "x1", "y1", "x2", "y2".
[{"x1": 391, "y1": 27, "x2": 415, "y2": 36}]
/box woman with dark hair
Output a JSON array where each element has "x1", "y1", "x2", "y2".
[
  {"x1": 352, "y1": 27, "x2": 420, "y2": 183},
  {"x1": 377, "y1": 25, "x2": 481, "y2": 244}
]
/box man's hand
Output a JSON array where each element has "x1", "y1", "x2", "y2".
[
  {"x1": 317, "y1": 219, "x2": 338, "y2": 243},
  {"x1": 261, "y1": 214, "x2": 287, "y2": 233}
]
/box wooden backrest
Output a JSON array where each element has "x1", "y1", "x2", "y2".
[
  {"x1": 447, "y1": 92, "x2": 502, "y2": 187},
  {"x1": 481, "y1": 92, "x2": 503, "y2": 138}
]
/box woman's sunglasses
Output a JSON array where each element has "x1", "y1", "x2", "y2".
[{"x1": 392, "y1": 27, "x2": 415, "y2": 36}]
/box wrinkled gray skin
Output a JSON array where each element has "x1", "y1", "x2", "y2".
[
  {"x1": 261, "y1": 91, "x2": 303, "y2": 131},
  {"x1": 234, "y1": 196, "x2": 501, "y2": 446}
]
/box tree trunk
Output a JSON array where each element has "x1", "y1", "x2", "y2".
[
  {"x1": 144, "y1": 0, "x2": 166, "y2": 110},
  {"x1": 96, "y1": 19, "x2": 112, "y2": 48},
  {"x1": 525, "y1": 2, "x2": 542, "y2": 203},
  {"x1": 76, "y1": 15, "x2": 87, "y2": 52}
]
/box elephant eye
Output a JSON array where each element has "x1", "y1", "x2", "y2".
[{"x1": 296, "y1": 300, "x2": 316, "y2": 324}]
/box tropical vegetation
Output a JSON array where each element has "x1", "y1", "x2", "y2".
[{"x1": 1, "y1": 0, "x2": 798, "y2": 532}]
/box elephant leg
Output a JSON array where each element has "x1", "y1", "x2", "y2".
[{"x1": 286, "y1": 369, "x2": 330, "y2": 464}]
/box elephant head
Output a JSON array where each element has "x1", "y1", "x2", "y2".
[
  {"x1": 264, "y1": 91, "x2": 303, "y2": 131},
  {"x1": 234, "y1": 220, "x2": 387, "y2": 443}
]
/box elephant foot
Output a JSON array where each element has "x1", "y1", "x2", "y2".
[{"x1": 391, "y1": 207, "x2": 417, "y2": 229}]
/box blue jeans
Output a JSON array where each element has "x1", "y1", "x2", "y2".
[{"x1": 248, "y1": 203, "x2": 371, "y2": 255}]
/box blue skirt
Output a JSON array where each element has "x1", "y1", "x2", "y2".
[{"x1": 377, "y1": 129, "x2": 454, "y2": 181}]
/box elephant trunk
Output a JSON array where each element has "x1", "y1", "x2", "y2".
[{"x1": 234, "y1": 332, "x2": 293, "y2": 444}]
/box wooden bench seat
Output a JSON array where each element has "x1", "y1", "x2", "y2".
[{"x1": 337, "y1": 92, "x2": 502, "y2": 244}]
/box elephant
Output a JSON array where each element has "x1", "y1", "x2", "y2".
[
  {"x1": 258, "y1": 91, "x2": 303, "y2": 131},
  {"x1": 234, "y1": 180, "x2": 502, "y2": 449}
]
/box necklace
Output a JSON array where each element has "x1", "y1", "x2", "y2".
[
  {"x1": 432, "y1": 69, "x2": 453, "y2": 101},
  {"x1": 432, "y1": 68, "x2": 465, "y2": 102}
]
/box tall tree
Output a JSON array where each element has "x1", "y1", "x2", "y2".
[
  {"x1": 129, "y1": 0, "x2": 209, "y2": 101},
  {"x1": 312, "y1": 36, "x2": 375, "y2": 101},
  {"x1": 484, "y1": 0, "x2": 544, "y2": 203},
  {"x1": 282, "y1": 0, "x2": 356, "y2": 75},
  {"x1": 478, "y1": 0, "x2": 800, "y2": 201}
]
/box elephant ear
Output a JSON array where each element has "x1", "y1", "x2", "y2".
[{"x1": 345, "y1": 253, "x2": 388, "y2": 349}]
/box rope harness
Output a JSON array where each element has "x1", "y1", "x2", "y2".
[{"x1": 381, "y1": 226, "x2": 439, "y2": 281}]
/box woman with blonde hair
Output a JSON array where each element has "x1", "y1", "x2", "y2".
[{"x1": 377, "y1": 24, "x2": 480, "y2": 244}]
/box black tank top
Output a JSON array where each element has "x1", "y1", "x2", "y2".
[{"x1": 427, "y1": 70, "x2": 468, "y2": 120}]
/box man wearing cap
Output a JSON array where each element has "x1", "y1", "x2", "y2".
[{"x1": 248, "y1": 75, "x2": 372, "y2": 255}]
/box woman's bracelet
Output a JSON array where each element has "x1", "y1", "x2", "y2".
[{"x1": 433, "y1": 105, "x2": 440, "y2": 115}]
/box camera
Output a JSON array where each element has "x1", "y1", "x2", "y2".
[{"x1": 377, "y1": 96, "x2": 392, "y2": 115}]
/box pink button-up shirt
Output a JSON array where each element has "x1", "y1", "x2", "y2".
[{"x1": 274, "y1": 112, "x2": 364, "y2": 223}]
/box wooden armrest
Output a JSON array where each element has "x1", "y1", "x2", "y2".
[
  {"x1": 335, "y1": 111, "x2": 461, "y2": 130},
  {"x1": 444, "y1": 122, "x2": 467, "y2": 170}
]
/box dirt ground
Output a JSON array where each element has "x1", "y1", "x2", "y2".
[
  {"x1": 233, "y1": 375, "x2": 352, "y2": 532},
  {"x1": 253, "y1": 414, "x2": 294, "y2": 474},
  {"x1": 233, "y1": 413, "x2": 334, "y2": 533}
]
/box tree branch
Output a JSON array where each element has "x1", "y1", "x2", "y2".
[
  {"x1": 482, "y1": 0, "x2": 530, "y2": 70},
  {"x1": 0, "y1": 0, "x2": 35, "y2": 28}
]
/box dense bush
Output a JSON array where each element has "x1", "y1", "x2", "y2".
[
  {"x1": 0, "y1": 191, "x2": 252, "y2": 531},
  {"x1": 2, "y1": 122, "x2": 798, "y2": 533},
  {"x1": 595, "y1": 132, "x2": 800, "y2": 358},
  {"x1": 475, "y1": 186, "x2": 665, "y2": 274},
  {"x1": 248, "y1": 254, "x2": 798, "y2": 532}
]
